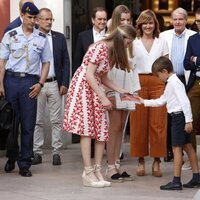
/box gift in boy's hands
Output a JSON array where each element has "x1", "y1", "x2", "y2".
[{"x1": 120, "y1": 93, "x2": 141, "y2": 103}]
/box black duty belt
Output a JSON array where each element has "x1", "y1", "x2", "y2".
[
  {"x1": 6, "y1": 71, "x2": 38, "y2": 78},
  {"x1": 45, "y1": 77, "x2": 57, "y2": 82}
]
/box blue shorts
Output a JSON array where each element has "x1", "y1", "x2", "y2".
[{"x1": 171, "y1": 111, "x2": 191, "y2": 147}]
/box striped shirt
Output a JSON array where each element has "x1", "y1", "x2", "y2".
[{"x1": 171, "y1": 30, "x2": 186, "y2": 75}]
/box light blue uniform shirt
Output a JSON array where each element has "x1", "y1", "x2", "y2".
[
  {"x1": 0, "y1": 26, "x2": 51, "y2": 75},
  {"x1": 171, "y1": 31, "x2": 186, "y2": 76}
]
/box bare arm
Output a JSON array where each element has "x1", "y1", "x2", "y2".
[
  {"x1": 29, "y1": 62, "x2": 50, "y2": 99},
  {"x1": 86, "y1": 62, "x2": 112, "y2": 109},
  {"x1": 0, "y1": 59, "x2": 6, "y2": 96},
  {"x1": 101, "y1": 72, "x2": 129, "y2": 94}
]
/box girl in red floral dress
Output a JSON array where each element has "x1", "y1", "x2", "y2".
[{"x1": 63, "y1": 24, "x2": 136, "y2": 188}]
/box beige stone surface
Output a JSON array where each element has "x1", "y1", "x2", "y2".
[{"x1": 0, "y1": 143, "x2": 199, "y2": 200}]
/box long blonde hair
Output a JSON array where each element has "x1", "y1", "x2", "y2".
[
  {"x1": 103, "y1": 24, "x2": 136, "y2": 71},
  {"x1": 107, "y1": 5, "x2": 134, "y2": 66},
  {"x1": 108, "y1": 5, "x2": 131, "y2": 33}
]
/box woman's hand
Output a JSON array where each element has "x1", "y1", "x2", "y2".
[{"x1": 100, "y1": 96, "x2": 113, "y2": 110}]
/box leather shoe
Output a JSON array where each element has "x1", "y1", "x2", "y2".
[
  {"x1": 183, "y1": 179, "x2": 200, "y2": 188},
  {"x1": 19, "y1": 168, "x2": 32, "y2": 177},
  {"x1": 53, "y1": 154, "x2": 61, "y2": 165},
  {"x1": 136, "y1": 158, "x2": 145, "y2": 176},
  {"x1": 152, "y1": 159, "x2": 162, "y2": 177},
  {"x1": 32, "y1": 154, "x2": 42, "y2": 165},
  {"x1": 4, "y1": 158, "x2": 15, "y2": 173},
  {"x1": 160, "y1": 182, "x2": 182, "y2": 190}
]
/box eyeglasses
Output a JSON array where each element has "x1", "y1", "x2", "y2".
[
  {"x1": 39, "y1": 18, "x2": 55, "y2": 22},
  {"x1": 195, "y1": 20, "x2": 200, "y2": 24}
]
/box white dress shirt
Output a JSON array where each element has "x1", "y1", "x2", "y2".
[
  {"x1": 144, "y1": 74, "x2": 193, "y2": 123},
  {"x1": 46, "y1": 31, "x2": 55, "y2": 78},
  {"x1": 93, "y1": 28, "x2": 106, "y2": 42}
]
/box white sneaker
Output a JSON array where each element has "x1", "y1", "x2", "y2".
[{"x1": 182, "y1": 160, "x2": 192, "y2": 170}]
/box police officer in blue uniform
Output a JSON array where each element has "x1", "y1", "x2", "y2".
[{"x1": 0, "y1": 2, "x2": 51, "y2": 177}]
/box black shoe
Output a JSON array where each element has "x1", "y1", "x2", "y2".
[
  {"x1": 120, "y1": 153, "x2": 124, "y2": 160},
  {"x1": 31, "y1": 154, "x2": 42, "y2": 165},
  {"x1": 160, "y1": 182, "x2": 182, "y2": 190},
  {"x1": 120, "y1": 171, "x2": 134, "y2": 181},
  {"x1": 108, "y1": 173, "x2": 123, "y2": 183},
  {"x1": 19, "y1": 168, "x2": 32, "y2": 177},
  {"x1": 53, "y1": 154, "x2": 61, "y2": 165},
  {"x1": 4, "y1": 158, "x2": 15, "y2": 173},
  {"x1": 183, "y1": 179, "x2": 200, "y2": 188}
]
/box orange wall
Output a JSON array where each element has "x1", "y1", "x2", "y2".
[{"x1": 0, "y1": 0, "x2": 10, "y2": 41}]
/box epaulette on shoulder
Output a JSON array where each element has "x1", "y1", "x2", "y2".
[
  {"x1": 39, "y1": 32, "x2": 46, "y2": 38},
  {"x1": 9, "y1": 30, "x2": 17, "y2": 37}
]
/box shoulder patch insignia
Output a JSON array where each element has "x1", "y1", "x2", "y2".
[
  {"x1": 9, "y1": 30, "x2": 17, "y2": 37},
  {"x1": 39, "y1": 32, "x2": 46, "y2": 38}
]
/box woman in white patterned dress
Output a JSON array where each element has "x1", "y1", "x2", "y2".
[{"x1": 63, "y1": 24, "x2": 136, "y2": 188}]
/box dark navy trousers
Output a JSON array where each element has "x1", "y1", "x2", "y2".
[{"x1": 4, "y1": 73, "x2": 39, "y2": 169}]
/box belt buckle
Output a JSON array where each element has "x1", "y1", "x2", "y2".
[{"x1": 19, "y1": 72, "x2": 26, "y2": 77}]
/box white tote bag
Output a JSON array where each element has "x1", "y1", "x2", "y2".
[{"x1": 107, "y1": 65, "x2": 140, "y2": 110}]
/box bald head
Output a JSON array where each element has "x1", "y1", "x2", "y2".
[{"x1": 19, "y1": 0, "x2": 34, "y2": 11}]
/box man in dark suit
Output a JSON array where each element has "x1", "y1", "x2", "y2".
[
  {"x1": 72, "y1": 7, "x2": 107, "y2": 75},
  {"x1": 72, "y1": 7, "x2": 107, "y2": 157},
  {"x1": 184, "y1": 8, "x2": 200, "y2": 153},
  {"x1": 31, "y1": 8, "x2": 70, "y2": 165},
  {"x1": 4, "y1": 0, "x2": 34, "y2": 34}
]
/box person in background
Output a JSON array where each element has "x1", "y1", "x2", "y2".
[
  {"x1": 72, "y1": 7, "x2": 107, "y2": 75},
  {"x1": 106, "y1": 4, "x2": 140, "y2": 182},
  {"x1": 141, "y1": 56, "x2": 200, "y2": 190},
  {"x1": 0, "y1": 2, "x2": 51, "y2": 177},
  {"x1": 129, "y1": 9, "x2": 169, "y2": 177},
  {"x1": 63, "y1": 24, "x2": 136, "y2": 188},
  {"x1": 31, "y1": 8, "x2": 70, "y2": 166},
  {"x1": 4, "y1": 0, "x2": 34, "y2": 34},
  {"x1": 184, "y1": 7, "x2": 200, "y2": 168},
  {"x1": 160, "y1": 7, "x2": 196, "y2": 164},
  {"x1": 72, "y1": 7, "x2": 107, "y2": 158}
]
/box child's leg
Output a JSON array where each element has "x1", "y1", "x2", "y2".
[
  {"x1": 183, "y1": 143, "x2": 199, "y2": 173},
  {"x1": 172, "y1": 146, "x2": 183, "y2": 179},
  {"x1": 182, "y1": 143, "x2": 200, "y2": 188},
  {"x1": 160, "y1": 146, "x2": 183, "y2": 190}
]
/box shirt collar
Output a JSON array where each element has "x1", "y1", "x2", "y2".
[
  {"x1": 47, "y1": 31, "x2": 52, "y2": 36},
  {"x1": 173, "y1": 29, "x2": 186, "y2": 38},
  {"x1": 17, "y1": 25, "x2": 39, "y2": 36},
  {"x1": 93, "y1": 27, "x2": 106, "y2": 36},
  {"x1": 167, "y1": 73, "x2": 176, "y2": 83}
]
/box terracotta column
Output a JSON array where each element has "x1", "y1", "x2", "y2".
[{"x1": 0, "y1": 0, "x2": 10, "y2": 41}]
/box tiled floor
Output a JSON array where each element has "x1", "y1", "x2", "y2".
[{"x1": 0, "y1": 143, "x2": 199, "y2": 200}]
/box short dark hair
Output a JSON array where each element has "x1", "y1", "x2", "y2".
[
  {"x1": 91, "y1": 7, "x2": 107, "y2": 19},
  {"x1": 195, "y1": 8, "x2": 200, "y2": 15},
  {"x1": 152, "y1": 56, "x2": 173, "y2": 74}
]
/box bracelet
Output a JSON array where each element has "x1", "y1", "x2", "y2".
[{"x1": 38, "y1": 82, "x2": 44, "y2": 88}]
